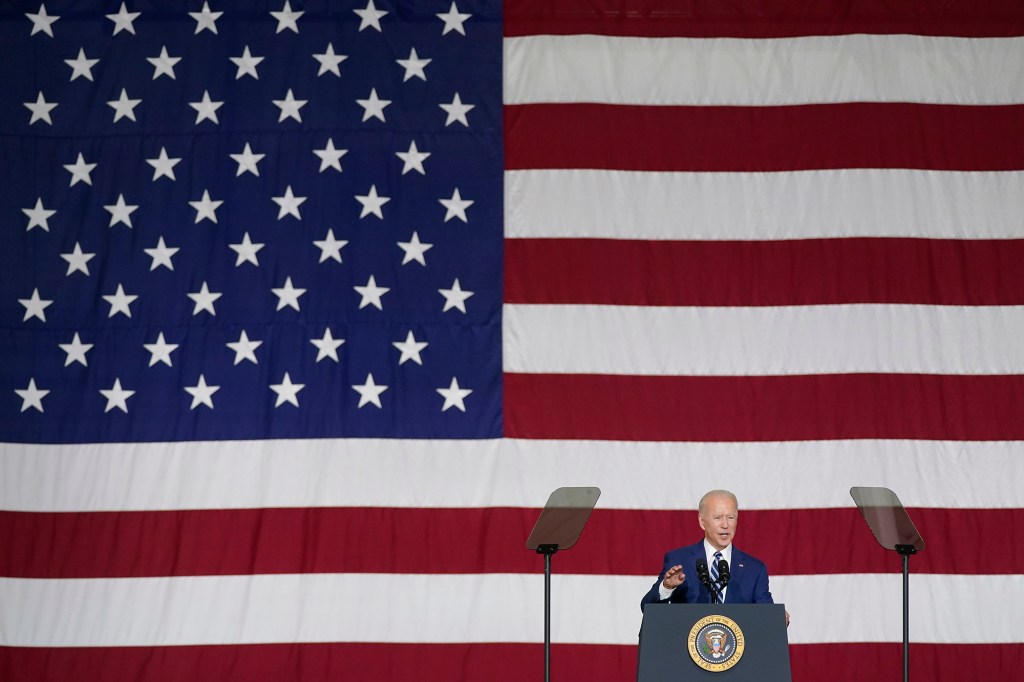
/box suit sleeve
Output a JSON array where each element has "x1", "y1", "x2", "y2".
[
  {"x1": 640, "y1": 552, "x2": 677, "y2": 611},
  {"x1": 751, "y1": 561, "x2": 774, "y2": 604},
  {"x1": 638, "y1": 552, "x2": 671, "y2": 610}
]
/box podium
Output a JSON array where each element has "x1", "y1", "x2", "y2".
[{"x1": 638, "y1": 604, "x2": 791, "y2": 681}]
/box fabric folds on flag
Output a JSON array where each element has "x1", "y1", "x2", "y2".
[{"x1": 2, "y1": 1, "x2": 1024, "y2": 680}]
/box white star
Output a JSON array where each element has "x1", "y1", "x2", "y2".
[
  {"x1": 64, "y1": 48, "x2": 99, "y2": 81},
  {"x1": 437, "y1": 1, "x2": 471, "y2": 35},
  {"x1": 440, "y1": 92, "x2": 474, "y2": 127},
  {"x1": 227, "y1": 330, "x2": 262, "y2": 365},
  {"x1": 189, "y1": 189, "x2": 223, "y2": 223},
  {"x1": 273, "y1": 88, "x2": 307, "y2": 123},
  {"x1": 59, "y1": 332, "x2": 93, "y2": 367},
  {"x1": 272, "y1": 185, "x2": 307, "y2": 220},
  {"x1": 60, "y1": 242, "x2": 96, "y2": 276},
  {"x1": 355, "y1": 184, "x2": 390, "y2": 219},
  {"x1": 63, "y1": 153, "x2": 97, "y2": 186},
  {"x1": 22, "y1": 198, "x2": 56, "y2": 232},
  {"x1": 19, "y1": 288, "x2": 52, "y2": 322},
  {"x1": 185, "y1": 374, "x2": 220, "y2": 410},
  {"x1": 352, "y1": 373, "x2": 388, "y2": 408},
  {"x1": 230, "y1": 142, "x2": 265, "y2": 176},
  {"x1": 147, "y1": 46, "x2": 181, "y2": 80},
  {"x1": 100, "y1": 379, "x2": 135, "y2": 414},
  {"x1": 313, "y1": 138, "x2": 348, "y2": 173},
  {"x1": 106, "y1": 2, "x2": 140, "y2": 35},
  {"x1": 230, "y1": 45, "x2": 263, "y2": 79},
  {"x1": 16, "y1": 379, "x2": 49, "y2": 413},
  {"x1": 313, "y1": 42, "x2": 347, "y2": 77},
  {"x1": 143, "y1": 332, "x2": 179, "y2": 367},
  {"x1": 397, "y1": 47, "x2": 431, "y2": 82},
  {"x1": 310, "y1": 328, "x2": 345, "y2": 363},
  {"x1": 104, "y1": 194, "x2": 138, "y2": 228},
  {"x1": 396, "y1": 140, "x2": 430, "y2": 175},
  {"x1": 392, "y1": 330, "x2": 428, "y2": 365},
  {"x1": 271, "y1": 276, "x2": 306, "y2": 311},
  {"x1": 26, "y1": 4, "x2": 59, "y2": 38},
  {"x1": 146, "y1": 147, "x2": 181, "y2": 181},
  {"x1": 354, "y1": 0, "x2": 387, "y2": 32},
  {"x1": 270, "y1": 372, "x2": 304, "y2": 407},
  {"x1": 439, "y1": 187, "x2": 473, "y2": 223},
  {"x1": 271, "y1": 1, "x2": 303, "y2": 33},
  {"x1": 189, "y1": 1, "x2": 222, "y2": 34},
  {"x1": 313, "y1": 228, "x2": 348, "y2": 263},
  {"x1": 102, "y1": 284, "x2": 137, "y2": 318},
  {"x1": 354, "y1": 275, "x2": 390, "y2": 310},
  {"x1": 107, "y1": 88, "x2": 141, "y2": 123},
  {"x1": 144, "y1": 236, "x2": 179, "y2": 271},
  {"x1": 437, "y1": 376, "x2": 472, "y2": 412},
  {"x1": 439, "y1": 278, "x2": 474, "y2": 313},
  {"x1": 190, "y1": 90, "x2": 223, "y2": 124},
  {"x1": 229, "y1": 232, "x2": 265, "y2": 267},
  {"x1": 24, "y1": 92, "x2": 57, "y2": 126},
  {"x1": 356, "y1": 88, "x2": 391, "y2": 123},
  {"x1": 397, "y1": 231, "x2": 433, "y2": 266},
  {"x1": 188, "y1": 281, "x2": 222, "y2": 316}
]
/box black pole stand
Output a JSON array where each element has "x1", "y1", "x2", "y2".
[
  {"x1": 896, "y1": 544, "x2": 917, "y2": 682},
  {"x1": 537, "y1": 544, "x2": 559, "y2": 682},
  {"x1": 525, "y1": 486, "x2": 601, "y2": 682},
  {"x1": 850, "y1": 488, "x2": 924, "y2": 682}
]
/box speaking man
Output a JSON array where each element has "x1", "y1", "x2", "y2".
[{"x1": 640, "y1": 490, "x2": 778, "y2": 611}]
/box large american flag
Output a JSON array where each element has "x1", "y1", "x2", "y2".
[{"x1": 2, "y1": 0, "x2": 1023, "y2": 680}]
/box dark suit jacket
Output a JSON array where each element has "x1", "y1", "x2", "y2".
[{"x1": 640, "y1": 541, "x2": 773, "y2": 611}]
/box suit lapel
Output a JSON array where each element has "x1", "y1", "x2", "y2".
[
  {"x1": 690, "y1": 543, "x2": 707, "y2": 603},
  {"x1": 728, "y1": 548, "x2": 747, "y2": 603}
]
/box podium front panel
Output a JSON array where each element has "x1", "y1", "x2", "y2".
[{"x1": 638, "y1": 604, "x2": 791, "y2": 681}]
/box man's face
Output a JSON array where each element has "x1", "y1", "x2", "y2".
[{"x1": 699, "y1": 495, "x2": 738, "y2": 551}]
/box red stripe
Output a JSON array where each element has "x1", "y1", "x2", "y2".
[
  {"x1": 506, "y1": 103, "x2": 1024, "y2": 172},
  {"x1": 505, "y1": 0, "x2": 1024, "y2": 37},
  {"x1": 789, "y1": 643, "x2": 1024, "y2": 682},
  {"x1": 505, "y1": 237, "x2": 1024, "y2": 306},
  {"x1": 1, "y1": 506, "x2": 1017, "y2": 579},
  {"x1": 2, "y1": 643, "x2": 1022, "y2": 682},
  {"x1": 505, "y1": 373, "x2": 1024, "y2": 441}
]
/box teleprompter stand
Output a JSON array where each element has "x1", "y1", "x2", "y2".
[
  {"x1": 850, "y1": 487, "x2": 926, "y2": 682},
  {"x1": 525, "y1": 486, "x2": 601, "y2": 682}
]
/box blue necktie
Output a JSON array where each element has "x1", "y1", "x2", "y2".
[{"x1": 710, "y1": 551, "x2": 723, "y2": 602}]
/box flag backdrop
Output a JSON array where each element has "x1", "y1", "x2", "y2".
[{"x1": 2, "y1": 0, "x2": 1024, "y2": 680}]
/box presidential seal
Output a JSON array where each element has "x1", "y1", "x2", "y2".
[{"x1": 687, "y1": 614, "x2": 745, "y2": 672}]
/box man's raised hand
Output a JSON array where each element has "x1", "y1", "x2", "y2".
[{"x1": 662, "y1": 565, "x2": 685, "y2": 589}]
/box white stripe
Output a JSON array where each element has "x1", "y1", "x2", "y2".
[
  {"x1": 506, "y1": 169, "x2": 1024, "y2": 240},
  {"x1": 504, "y1": 34, "x2": 1024, "y2": 105},
  {"x1": 0, "y1": 573, "x2": 1019, "y2": 647},
  {"x1": 504, "y1": 304, "x2": 1024, "y2": 376},
  {"x1": 3, "y1": 439, "x2": 1023, "y2": 512}
]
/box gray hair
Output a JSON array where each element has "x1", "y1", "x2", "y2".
[{"x1": 698, "y1": 489, "x2": 738, "y2": 514}]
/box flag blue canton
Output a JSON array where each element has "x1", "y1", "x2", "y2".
[{"x1": 0, "y1": 0, "x2": 504, "y2": 443}]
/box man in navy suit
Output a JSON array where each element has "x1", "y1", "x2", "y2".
[{"x1": 641, "y1": 490, "x2": 783, "y2": 617}]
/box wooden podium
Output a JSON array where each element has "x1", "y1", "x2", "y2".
[{"x1": 638, "y1": 604, "x2": 791, "y2": 681}]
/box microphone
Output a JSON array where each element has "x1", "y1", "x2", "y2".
[
  {"x1": 695, "y1": 559, "x2": 716, "y2": 603},
  {"x1": 717, "y1": 558, "x2": 731, "y2": 587},
  {"x1": 695, "y1": 558, "x2": 711, "y2": 585}
]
